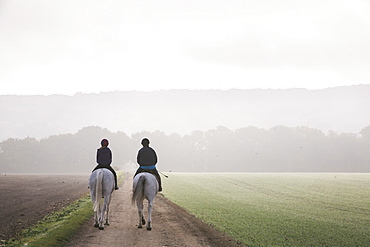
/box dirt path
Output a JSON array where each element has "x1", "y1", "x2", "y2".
[{"x1": 68, "y1": 173, "x2": 244, "y2": 247}]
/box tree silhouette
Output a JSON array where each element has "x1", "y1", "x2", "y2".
[{"x1": 0, "y1": 125, "x2": 369, "y2": 173}]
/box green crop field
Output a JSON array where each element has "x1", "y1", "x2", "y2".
[{"x1": 162, "y1": 173, "x2": 370, "y2": 247}]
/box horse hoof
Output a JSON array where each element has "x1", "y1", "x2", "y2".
[
  {"x1": 138, "y1": 225, "x2": 142, "y2": 228},
  {"x1": 99, "y1": 227, "x2": 104, "y2": 230},
  {"x1": 147, "y1": 227, "x2": 152, "y2": 231},
  {"x1": 142, "y1": 219, "x2": 146, "y2": 225},
  {"x1": 94, "y1": 223, "x2": 99, "y2": 228},
  {"x1": 104, "y1": 223, "x2": 110, "y2": 226}
]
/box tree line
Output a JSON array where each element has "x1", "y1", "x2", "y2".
[{"x1": 0, "y1": 125, "x2": 369, "y2": 173}]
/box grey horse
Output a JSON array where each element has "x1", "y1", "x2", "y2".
[
  {"x1": 89, "y1": 168, "x2": 115, "y2": 230},
  {"x1": 132, "y1": 172, "x2": 159, "y2": 230}
]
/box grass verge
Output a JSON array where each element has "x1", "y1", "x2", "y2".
[
  {"x1": 4, "y1": 171, "x2": 125, "y2": 247},
  {"x1": 4, "y1": 195, "x2": 93, "y2": 247}
]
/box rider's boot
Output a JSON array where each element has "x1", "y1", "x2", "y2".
[{"x1": 158, "y1": 177, "x2": 162, "y2": 192}]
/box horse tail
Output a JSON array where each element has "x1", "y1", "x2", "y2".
[
  {"x1": 131, "y1": 175, "x2": 145, "y2": 205},
  {"x1": 94, "y1": 169, "x2": 104, "y2": 212}
]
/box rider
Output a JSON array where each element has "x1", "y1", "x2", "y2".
[
  {"x1": 134, "y1": 138, "x2": 162, "y2": 191},
  {"x1": 92, "y1": 139, "x2": 119, "y2": 190}
]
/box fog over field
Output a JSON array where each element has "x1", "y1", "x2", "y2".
[
  {"x1": 1, "y1": 86, "x2": 369, "y2": 141},
  {"x1": 1, "y1": 86, "x2": 369, "y2": 173}
]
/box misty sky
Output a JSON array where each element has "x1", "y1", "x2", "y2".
[{"x1": 1, "y1": 0, "x2": 370, "y2": 95}]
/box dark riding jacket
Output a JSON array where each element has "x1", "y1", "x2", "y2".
[
  {"x1": 137, "y1": 146, "x2": 157, "y2": 167},
  {"x1": 97, "y1": 147, "x2": 112, "y2": 166},
  {"x1": 135, "y1": 145, "x2": 162, "y2": 191}
]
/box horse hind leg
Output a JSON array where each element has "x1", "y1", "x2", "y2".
[
  {"x1": 98, "y1": 204, "x2": 105, "y2": 230},
  {"x1": 104, "y1": 195, "x2": 112, "y2": 226},
  {"x1": 147, "y1": 200, "x2": 153, "y2": 230},
  {"x1": 94, "y1": 211, "x2": 99, "y2": 228},
  {"x1": 137, "y1": 210, "x2": 147, "y2": 229},
  {"x1": 137, "y1": 199, "x2": 144, "y2": 228},
  {"x1": 99, "y1": 219, "x2": 104, "y2": 230},
  {"x1": 91, "y1": 193, "x2": 99, "y2": 228},
  {"x1": 94, "y1": 202, "x2": 102, "y2": 228},
  {"x1": 137, "y1": 211, "x2": 144, "y2": 228}
]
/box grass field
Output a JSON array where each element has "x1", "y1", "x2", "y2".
[{"x1": 161, "y1": 173, "x2": 370, "y2": 247}]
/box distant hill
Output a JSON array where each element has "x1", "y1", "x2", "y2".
[{"x1": 1, "y1": 85, "x2": 370, "y2": 140}]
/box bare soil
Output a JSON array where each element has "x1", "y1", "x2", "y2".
[
  {"x1": 0, "y1": 173, "x2": 90, "y2": 241},
  {"x1": 0, "y1": 173, "x2": 245, "y2": 246}
]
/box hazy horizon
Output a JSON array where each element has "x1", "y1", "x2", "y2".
[
  {"x1": 1, "y1": 86, "x2": 369, "y2": 141},
  {"x1": 0, "y1": 84, "x2": 367, "y2": 97}
]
